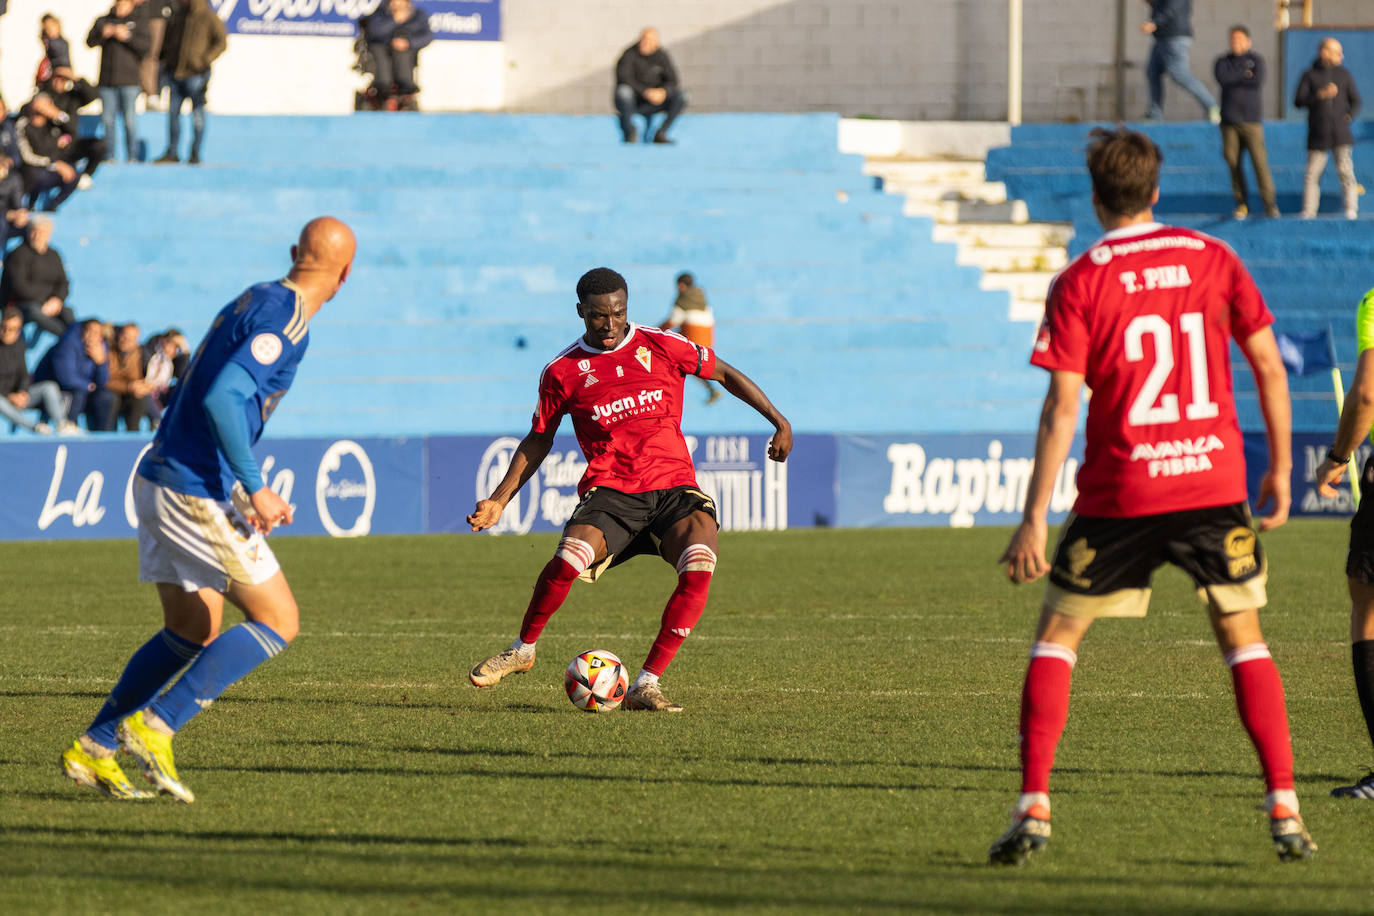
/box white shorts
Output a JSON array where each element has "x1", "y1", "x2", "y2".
[{"x1": 135, "y1": 477, "x2": 280, "y2": 593}]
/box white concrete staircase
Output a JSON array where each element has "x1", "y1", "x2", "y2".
[{"x1": 862, "y1": 155, "x2": 1071, "y2": 324}]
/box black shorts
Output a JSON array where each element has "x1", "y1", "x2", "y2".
[
  {"x1": 1347, "y1": 455, "x2": 1374, "y2": 583},
  {"x1": 565, "y1": 484, "x2": 718, "y2": 581},
  {"x1": 1045, "y1": 501, "x2": 1267, "y2": 618}
]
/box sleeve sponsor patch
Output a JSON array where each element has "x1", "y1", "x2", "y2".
[{"x1": 251, "y1": 333, "x2": 284, "y2": 365}]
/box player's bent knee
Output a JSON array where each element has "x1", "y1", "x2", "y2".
[
  {"x1": 553, "y1": 537, "x2": 597, "y2": 576},
  {"x1": 676, "y1": 544, "x2": 717, "y2": 576}
]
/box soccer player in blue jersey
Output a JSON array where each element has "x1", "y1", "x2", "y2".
[{"x1": 59, "y1": 216, "x2": 356, "y2": 802}]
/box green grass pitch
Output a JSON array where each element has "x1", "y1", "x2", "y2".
[{"x1": 2, "y1": 522, "x2": 1371, "y2": 914}]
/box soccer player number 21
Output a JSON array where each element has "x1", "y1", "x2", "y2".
[{"x1": 1124, "y1": 312, "x2": 1219, "y2": 427}]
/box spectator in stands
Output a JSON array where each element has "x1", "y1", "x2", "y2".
[
  {"x1": 136, "y1": 0, "x2": 169, "y2": 109},
  {"x1": 0, "y1": 94, "x2": 20, "y2": 165},
  {"x1": 0, "y1": 304, "x2": 70, "y2": 434},
  {"x1": 614, "y1": 27, "x2": 686, "y2": 144},
  {"x1": 1, "y1": 218, "x2": 73, "y2": 337},
  {"x1": 1141, "y1": 0, "x2": 1219, "y2": 123},
  {"x1": 359, "y1": 0, "x2": 432, "y2": 111},
  {"x1": 15, "y1": 95, "x2": 80, "y2": 208},
  {"x1": 87, "y1": 0, "x2": 150, "y2": 162},
  {"x1": 659, "y1": 272, "x2": 721, "y2": 403},
  {"x1": 0, "y1": 156, "x2": 30, "y2": 249},
  {"x1": 1296, "y1": 37, "x2": 1362, "y2": 219},
  {"x1": 40, "y1": 67, "x2": 105, "y2": 189},
  {"x1": 106, "y1": 320, "x2": 153, "y2": 430},
  {"x1": 141, "y1": 326, "x2": 187, "y2": 426},
  {"x1": 1214, "y1": 25, "x2": 1279, "y2": 220},
  {"x1": 32, "y1": 317, "x2": 112, "y2": 431},
  {"x1": 38, "y1": 13, "x2": 72, "y2": 84},
  {"x1": 154, "y1": 0, "x2": 227, "y2": 165}
]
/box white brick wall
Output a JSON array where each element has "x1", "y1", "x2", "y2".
[{"x1": 503, "y1": 0, "x2": 1372, "y2": 121}]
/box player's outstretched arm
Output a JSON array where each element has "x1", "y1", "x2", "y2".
[
  {"x1": 1239, "y1": 327, "x2": 1292, "y2": 530},
  {"x1": 1316, "y1": 347, "x2": 1374, "y2": 497},
  {"x1": 711, "y1": 356, "x2": 792, "y2": 461},
  {"x1": 467, "y1": 426, "x2": 557, "y2": 531},
  {"x1": 1000, "y1": 369, "x2": 1082, "y2": 584}
]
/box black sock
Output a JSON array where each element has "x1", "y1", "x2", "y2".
[{"x1": 1353, "y1": 640, "x2": 1374, "y2": 753}]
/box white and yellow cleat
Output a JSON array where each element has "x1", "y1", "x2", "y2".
[
  {"x1": 117, "y1": 710, "x2": 195, "y2": 804},
  {"x1": 624, "y1": 682, "x2": 684, "y2": 712},
  {"x1": 60, "y1": 740, "x2": 152, "y2": 799},
  {"x1": 469, "y1": 648, "x2": 535, "y2": 688},
  {"x1": 1270, "y1": 805, "x2": 1316, "y2": 862}
]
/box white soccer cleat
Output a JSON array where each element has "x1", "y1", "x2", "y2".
[
  {"x1": 469, "y1": 648, "x2": 535, "y2": 688},
  {"x1": 623, "y1": 682, "x2": 683, "y2": 712}
]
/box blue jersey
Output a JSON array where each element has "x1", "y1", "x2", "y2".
[{"x1": 138, "y1": 280, "x2": 310, "y2": 500}]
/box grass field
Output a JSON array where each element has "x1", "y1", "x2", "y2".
[{"x1": 2, "y1": 521, "x2": 1372, "y2": 914}]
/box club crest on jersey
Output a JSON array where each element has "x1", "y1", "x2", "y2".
[
  {"x1": 578, "y1": 359, "x2": 592, "y2": 373},
  {"x1": 635, "y1": 346, "x2": 652, "y2": 372},
  {"x1": 251, "y1": 333, "x2": 283, "y2": 365}
]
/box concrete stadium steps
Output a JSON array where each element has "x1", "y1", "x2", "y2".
[
  {"x1": 985, "y1": 121, "x2": 1374, "y2": 432},
  {"x1": 40, "y1": 113, "x2": 1049, "y2": 436}
]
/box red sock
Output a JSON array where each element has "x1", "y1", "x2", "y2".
[
  {"x1": 518, "y1": 558, "x2": 579, "y2": 644},
  {"x1": 642, "y1": 545, "x2": 716, "y2": 675},
  {"x1": 1019, "y1": 642, "x2": 1076, "y2": 795},
  {"x1": 1227, "y1": 644, "x2": 1294, "y2": 792}
]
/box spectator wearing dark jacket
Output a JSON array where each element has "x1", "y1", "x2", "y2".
[
  {"x1": 1295, "y1": 37, "x2": 1363, "y2": 218},
  {"x1": 360, "y1": 0, "x2": 433, "y2": 110},
  {"x1": 0, "y1": 156, "x2": 29, "y2": 249},
  {"x1": 39, "y1": 14, "x2": 73, "y2": 83},
  {"x1": 0, "y1": 95, "x2": 20, "y2": 166},
  {"x1": 1214, "y1": 25, "x2": 1278, "y2": 219},
  {"x1": 14, "y1": 96, "x2": 80, "y2": 209},
  {"x1": 87, "y1": 0, "x2": 150, "y2": 161},
  {"x1": 154, "y1": 0, "x2": 227, "y2": 164},
  {"x1": 0, "y1": 305, "x2": 69, "y2": 433},
  {"x1": 39, "y1": 68, "x2": 106, "y2": 187},
  {"x1": 1, "y1": 218, "x2": 74, "y2": 337},
  {"x1": 33, "y1": 318, "x2": 112, "y2": 430},
  {"x1": 614, "y1": 28, "x2": 686, "y2": 144}
]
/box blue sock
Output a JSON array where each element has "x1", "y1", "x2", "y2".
[
  {"x1": 149, "y1": 622, "x2": 287, "y2": 733},
  {"x1": 86, "y1": 628, "x2": 202, "y2": 750}
]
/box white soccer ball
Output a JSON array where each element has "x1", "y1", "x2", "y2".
[{"x1": 564, "y1": 649, "x2": 628, "y2": 712}]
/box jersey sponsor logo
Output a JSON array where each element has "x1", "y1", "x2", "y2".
[
  {"x1": 635, "y1": 346, "x2": 652, "y2": 372},
  {"x1": 1057, "y1": 537, "x2": 1096, "y2": 588},
  {"x1": 1104, "y1": 234, "x2": 1206, "y2": 257},
  {"x1": 251, "y1": 333, "x2": 283, "y2": 365},
  {"x1": 1089, "y1": 245, "x2": 1112, "y2": 265},
  {"x1": 1223, "y1": 526, "x2": 1258, "y2": 578},
  {"x1": 1129, "y1": 435, "x2": 1225, "y2": 479},
  {"x1": 590, "y1": 389, "x2": 664, "y2": 422}
]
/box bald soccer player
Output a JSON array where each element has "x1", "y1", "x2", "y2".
[{"x1": 59, "y1": 217, "x2": 356, "y2": 803}]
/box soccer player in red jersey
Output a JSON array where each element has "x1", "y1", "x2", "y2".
[
  {"x1": 466, "y1": 267, "x2": 792, "y2": 711},
  {"x1": 989, "y1": 127, "x2": 1315, "y2": 864}
]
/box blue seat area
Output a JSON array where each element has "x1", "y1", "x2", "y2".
[
  {"x1": 987, "y1": 121, "x2": 1374, "y2": 432},
  {"x1": 47, "y1": 113, "x2": 1047, "y2": 437}
]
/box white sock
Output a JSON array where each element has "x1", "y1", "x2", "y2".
[
  {"x1": 1016, "y1": 792, "x2": 1050, "y2": 816},
  {"x1": 631, "y1": 671, "x2": 659, "y2": 690},
  {"x1": 509, "y1": 639, "x2": 535, "y2": 656},
  {"x1": 1266, "y1": 789, "x2": 1299, "y2": 816}
]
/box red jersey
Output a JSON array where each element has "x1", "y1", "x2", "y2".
[
  {"x1": 1031, "y1": 223, "x2": 1273, "y2": 518},
  {"x1": 533, "y1": 324, "x2": 717, "y2": 495}
]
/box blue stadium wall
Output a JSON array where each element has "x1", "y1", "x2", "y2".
[{"x1": 0, "y1": 431, "x2": 1352, "y2": 541}]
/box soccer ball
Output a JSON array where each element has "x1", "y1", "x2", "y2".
[{"x1": 564, "y1": 649, "x2": 628, "y2": 712}]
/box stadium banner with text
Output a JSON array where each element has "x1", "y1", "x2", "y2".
[
  {"x1": 835, "y1": 434, "x2": 1084, "y2": 529},
  {"x1": 426, "y1": 432, "x2": 838, "y2": 536},
  {"x1": 0, "y1": 437, "x2": 424, "y2": 541},
  {"x1": 209, "y1": 0, "x2": 501, "y2": 41},
  {"x1": 1247, "y1": 432, "x2": 1368, "y2": 519}
]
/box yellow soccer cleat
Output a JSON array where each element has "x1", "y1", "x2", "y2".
[
  {"x1": 60, "y1": 740, "x2": 152, "y2": 800},
  {"x1": 117, "y1": 710, "x2": 195, "y2": 804}
]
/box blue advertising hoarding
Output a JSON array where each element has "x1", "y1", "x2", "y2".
[{"x1": 209, "y1": 0, "x2": 500, "y2": 41}]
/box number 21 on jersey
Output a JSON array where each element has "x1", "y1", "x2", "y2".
[{"x1": 1123, "y1": 313, "x2": 1219, "y2": 426}]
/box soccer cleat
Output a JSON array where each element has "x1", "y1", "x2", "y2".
[
  {"x1": 1330, "y1": 770, "x2": 1374, "y2": 799},
  {"x1": 1269, "y1": 805, "x2": 1316, "y2": 861},
  {"x1": 623, "y1": 682, "x2": 683, "y2": 712},
  {"x1": 988, "y1": 805, "x2": 1051, "y2": 865},
  {"x1": 117, "y1": 711, "x2": 195, "y2": 803},
  {"x1": 468, "y1": 648, "x2": 535, "y2": 688},
  {"x1": 60, "y1": 740, "x2": 152, "y2": 799}
]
